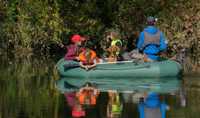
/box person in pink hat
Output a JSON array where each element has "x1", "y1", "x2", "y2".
[
  {"x1": 64, "y1": 91, "x2": 86, "y2": 118},
  {"x1": 64, "y1": 34, "x2": 85, "y2": 61}
]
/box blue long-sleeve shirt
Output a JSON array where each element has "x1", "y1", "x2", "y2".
[
  {"x1": 137, "y1": 26, "x2": 167, "y2": 60},
  {"x1": 138, "y1": 92, "x2": 167, "y2": 118}
]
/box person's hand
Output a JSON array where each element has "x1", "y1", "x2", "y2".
[
  {"x1": 75, "y1": 56, "x2": 80, "y2": 61},
  {"x1": 94, "y1": 89, "x2": 100, "y2": 96},
  {"x1": 159, "y1": 52, "x2": 167, "y2": 57},
  {"x1": 143, "y1": 54, "x2": 148, "y2": 62},
  {"x1": 170, "y1": 55, "x2": 177, "y2": 60},
  {"x1": 85, "y1": 66, "x2": 89, "y2": 71}
]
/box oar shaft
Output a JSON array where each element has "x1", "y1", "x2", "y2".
[{"x1": 97, "y1": 60, "x2": 134, "y2": 65}]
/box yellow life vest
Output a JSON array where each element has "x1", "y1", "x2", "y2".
[{"x1": 111, "y1": 39, "x2": 122, "y2": 46}]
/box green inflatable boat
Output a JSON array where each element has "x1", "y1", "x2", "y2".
[
  {"x1": 56, "y1": 77, "x2": 181, "y2": 93},
  {"x1": 56, "y1": 58, "x2": 182, "y2": 78}
]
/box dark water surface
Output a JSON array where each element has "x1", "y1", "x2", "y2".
[{"x1": 0, "y1": 56, "x2": 200, "y2": 118}]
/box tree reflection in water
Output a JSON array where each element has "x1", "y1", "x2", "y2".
[{"x1": 1, "y1": 55, "x2": 199, "y2": 118}]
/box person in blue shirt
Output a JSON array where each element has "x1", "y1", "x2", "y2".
[
  {"x1": 138, "y1": 92, "x2": 169, "y2": 118},
  {"x1": 137, "y1": 16, "x2": 168, "y2": 61}
]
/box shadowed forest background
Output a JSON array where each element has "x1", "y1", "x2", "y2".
[{"x1": 0, "y1": 0, "x2": 200, "y2": 72}]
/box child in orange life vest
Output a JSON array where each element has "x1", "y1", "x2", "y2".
[
  {"x1": 78, "y1": 46, "x2": 100, "y2": 70},
  {"x1": 76, "y1": 83, "x2": 100, "y2": 106}
]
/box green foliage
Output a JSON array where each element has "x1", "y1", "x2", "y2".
[
  {"x1": 2, "y1": 0, "x2": 66, "y2": 52},
  {"x1": 0, "y1": 0, "x2": 7, "y2": 49},
  {"x1": 0, "y1": 55, "x2": 61, "y2": 118},
  {"x1": 157, "y1": 0, "x2": 200, "y2": 63},
  {"x1": 0, "y1": 0, "x2": 200, "y2": 64}
]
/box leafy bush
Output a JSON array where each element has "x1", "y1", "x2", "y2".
[{"x1": 0, "y1": 0, "x2": 200, "y2": 64}]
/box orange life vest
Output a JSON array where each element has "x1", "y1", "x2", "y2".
[
  {"x1": 77, "y1": 90, "x2": 97, "y2": 105},
  {"x1": 79, "y1": 49, "x2": 97, "y2": 65},
  {"x1": 72, "y1": 106, "x2": 85, "y2": 117}
]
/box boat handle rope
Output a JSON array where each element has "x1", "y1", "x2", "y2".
[{"x1": 94, "y1": 65, "x2": 151, "y2": 70}]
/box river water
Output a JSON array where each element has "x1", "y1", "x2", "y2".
[{"x1": 0, "y1": 55, "x2": 200, "y2": 118}]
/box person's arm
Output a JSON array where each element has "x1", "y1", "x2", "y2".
[
  {"x1": 137, "y1": 32, "x2": 145, "y2": 51},
  {"x1": 159, "y1": 32, "x2": 168, "y2": 52},
  {"x1": 93, "y1": 88, "x2": 100, "y2": 96},
  {"x1": 65, "y1": 53, "x2": 76, "y2": 60},
  {"x1": 138, "y1": 99, "x2": 145, "y2": 118},
  {"x1": 64, "y1": 45, "x2": 77, "y2": 60},
  {"x1": 87, "y1": 61, "x2": 97, "y2": 69},
  {"x1": 160, "y1": 102, "x2": 168, "y2": 118},
  {"x1": 87, "y1": 51, "x2": 97, "y2": 69},
  {"x1": 115, "y1": 40, "x2": 122, "y2": 48},
  {"x1": 77, "y1": 88, "x2": 84, "y2": 96},
  {"x1": 79, "y1": 62, "x2": 88, "y2": 70}
]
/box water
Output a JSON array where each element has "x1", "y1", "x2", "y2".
[{"x1": 0, "y1": 56, "x2": 200, "y2": 118}]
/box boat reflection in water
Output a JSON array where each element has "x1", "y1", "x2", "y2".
[{"x1": 56, "y1": 77, "x2": 186, "y2": 118}]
